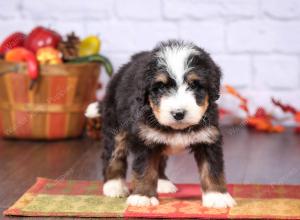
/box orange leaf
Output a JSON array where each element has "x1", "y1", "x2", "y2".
[
  {"x1": 225, "y1": 85, "x2": 248, "y2": 103},
  {"x1": 295, "y1": 112, "x2": 300, "y2": 122},
  {"x1": 225, "y1": 85, "x2": 249, "y2": 115},
  {"x1": 246, "y1": 117, "x2": 284, "y2": 133},
  {"x1": 272, "y1": 125, "x2": 285, "y2": 133}
]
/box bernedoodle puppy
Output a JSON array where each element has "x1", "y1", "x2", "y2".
[{"x1": 86, "y1": 40, "x2": 236, "y2": 208}]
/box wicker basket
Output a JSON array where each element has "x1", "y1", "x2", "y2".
[{"x1": 0, "y1": 61, "x2": 100, "y2": 140}]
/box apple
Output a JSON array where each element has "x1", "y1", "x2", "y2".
[
  {"x1": 0, "y1": 32, "x2": 26, "y2": 55},
  {"x1": 24, "y1": 26, "x2": 62, "y2": 53}
]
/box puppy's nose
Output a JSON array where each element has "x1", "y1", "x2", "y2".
[{"x1": 171, "y1": 109, "x2": 186, "y2": 121}]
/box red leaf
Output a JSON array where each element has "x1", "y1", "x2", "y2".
[
  {"x1": 254, "y1": 108, "x2": 268, "y2": 118},
  {"x1": 219, "y1": 108, "x2": 231, "y2": 117},
  {"x1": 272, "y1": 98, "x2": 298, "y2": 114},
  {"x1": 295, "y1": 112, "x2": 300, "y2": 122}
]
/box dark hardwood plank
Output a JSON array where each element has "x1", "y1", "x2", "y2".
[{"x1": 222, "y1": 127, "x2": 300, "y2": 184}]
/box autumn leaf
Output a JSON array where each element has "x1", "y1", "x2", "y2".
[{"x1": 271, "y1": 98, "x2": 298, "y2": 114}]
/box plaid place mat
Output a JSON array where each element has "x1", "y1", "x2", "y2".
[{"x1": 3, "y1": 177, "x2": 300, "y2": 219}]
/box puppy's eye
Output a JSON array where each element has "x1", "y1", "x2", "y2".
[
  {"x1": 190, "y1": 80, "x2": 203, "y2": 90},
  {"x1": 152, "y1": 82, "x2": 165, "y2": 92}
]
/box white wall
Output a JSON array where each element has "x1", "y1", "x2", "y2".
[{"x1": 1, "y1": 0, "x2": 300, "y2": 122}]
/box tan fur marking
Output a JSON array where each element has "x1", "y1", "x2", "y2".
[
  {"x1": 200, "y1": 161, "x2": 226, "y2": 193},
  {"x1": 131, "y1": 171, "x2": 139, "y2": 192},
  {"x1": 111, "y1": 132, "x2": 127, "y2": 159},
  {"x1": 200, "y1": 95, "x2": 209, "y2": 116},
  {"x1": 105, "y1": 131, "x2": 128, "y2": 180},
  {"x1": 149, "y1": 98, "x2": 161, "y2": 121},
  {"x1": 186, "y1": 71, "x2": 201, "y2": 83},
  {"x1": 154, "y1": 73, "x2": 168, "y2": 84},
  {"x1": 131, "y1": 153, "x2": 161, "y2": 197}
]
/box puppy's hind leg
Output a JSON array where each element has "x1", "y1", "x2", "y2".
[
  {"x1": 157, "y1": 155, "x2": 178, "y2": 194},
  {"x1": 102, "y1": 131, "x2": 129, "y2": 197}
]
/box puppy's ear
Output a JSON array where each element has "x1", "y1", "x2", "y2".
[
  {"x1": 208, "y1": 61, "x2": 221, "y2": 102},
  {"x1": 135, "y1": 72, "x2": 149, "y2": 109},
  {"x1": 192, "y1": 47, "x2": 221, "y2": 102},
  {"x1": 134, "y1": 57, "x2": 154, "y2": 112}
]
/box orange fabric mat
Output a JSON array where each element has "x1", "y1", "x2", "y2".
[{"x1": 4, "y1": 177, "x2": 300, "y2": 219}]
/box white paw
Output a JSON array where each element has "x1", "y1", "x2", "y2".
[
  {"x1": 127, "y1": 194, "x2": 159, "y2": 207},
  {"x1": 103, "y1": 179, "x2": 129, "y2": 197},
  {"x1": 157, "y1": 179, "x2": 178, "y2": 193},
  {"x1": 202, "y1": 192, "x2": 236, "y2": 208},
  {"x1": 85, "y1": 102, "x2": 100, "y2": 118}
]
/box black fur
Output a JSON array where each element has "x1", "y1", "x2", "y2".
[{"x1": 101, "y1": 40, "x2": 227, "y2": 198}]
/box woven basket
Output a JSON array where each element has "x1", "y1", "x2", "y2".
[{"x1": 0, "y1": 61, "x2": 100, "y2": 140}]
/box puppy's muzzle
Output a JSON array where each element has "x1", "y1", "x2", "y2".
[{"x1": 171, "y1": 109, "x2": 186, "y2": 121}]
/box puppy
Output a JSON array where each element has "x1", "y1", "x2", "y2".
[{"x1": 90, "y1": 40, "x2": 236, "y2": 208}]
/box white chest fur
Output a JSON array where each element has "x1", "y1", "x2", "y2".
[
  {"x1": 164, "y1": 144, "x2": 187, "y2": 155},
  {"x1": 138, "y1": 124, "x2": 220, "y2": 154}
]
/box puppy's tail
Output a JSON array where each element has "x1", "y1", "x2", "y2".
[{"x1": 85, "y1": 101, "x2": 101, "y2": 118}]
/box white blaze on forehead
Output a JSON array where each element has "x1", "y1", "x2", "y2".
[
  {"x1": 161, "y1": 84, "x2": 195, "y2": 110},
  {"x1": 173, "y1": 84, "x2": 193, "y2": 104},
  {"x1": 156, "y1": 44, "x2": 199, "y2": 84}
]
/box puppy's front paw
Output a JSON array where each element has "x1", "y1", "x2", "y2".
[
  {"x1": 127, "y1": 194, "x2": 159, "y2": 206},
  {"x1": 202, "y1": 192, "x2": 236, "y2": 208},
  {"x1": 157, "y1": 179, "x2": 178, "y2": 193},
  {"x1": 103, "y1": 179, "x2": 129, "y2": 197}
]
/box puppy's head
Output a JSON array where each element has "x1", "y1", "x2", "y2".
[{"x1": 146, "y1": 40, "x2": 221, "y2": 130}]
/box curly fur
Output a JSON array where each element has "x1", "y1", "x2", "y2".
[{"x1": 100, "y1": 40, "x2": 235, "y2": 208}]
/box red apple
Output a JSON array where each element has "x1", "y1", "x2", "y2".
[
  {"x1": 0, "y1": 32, "x2": 26, "y2": 55},
  {"x1": 24, "y1": 26, "x2": 62, "y2": 53}
]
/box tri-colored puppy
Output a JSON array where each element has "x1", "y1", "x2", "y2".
[{"x1": 88, "y1": 40, "x2": 236, "y2": 208}]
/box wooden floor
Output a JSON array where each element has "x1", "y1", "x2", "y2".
[{"x1": 1, "y1": 126, "x2": 300, "y2": 219}]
